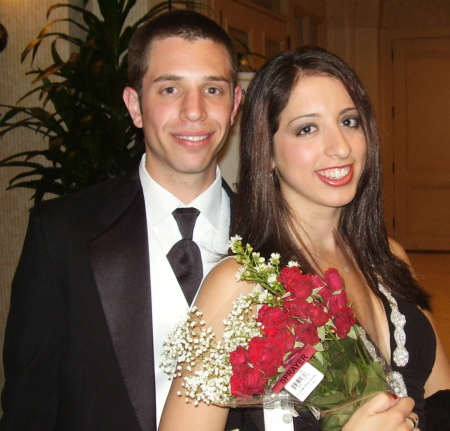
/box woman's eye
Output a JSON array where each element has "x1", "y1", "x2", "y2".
[
  {"x1": 342, "y1": 117, "x2": 359, "y2": 127},
  {"x1": 298, "y1": 125, "x2": 317, "y2": 135}
]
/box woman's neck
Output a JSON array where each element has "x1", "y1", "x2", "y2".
[{"x1": 291, "y1": 208, "x2": 341, "y2": 250}]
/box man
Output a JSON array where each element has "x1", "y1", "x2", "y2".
[{"x1": 0, "y1": 10, "x2": 245, "y2": 431}]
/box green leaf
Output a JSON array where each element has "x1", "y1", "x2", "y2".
[
  {"x1": 309, "y1": 391, "x2": 345, "y2": 407},
  {"x1": 360, "y1": 363, "x2": 387, "y2": 396},
  {"x1": 344, "y1": 362, "x2": 359, "y2": 394},
  {"x1": 320, "y1": 414, "x2": 342, "y2": 431},
  {"x1": 317, "y1": 325, "x2": 326, "y2": 340}
]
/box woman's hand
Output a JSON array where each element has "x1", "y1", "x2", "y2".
[{"x1": 343, "y1": 392, "x2": 420, "y2": 431}]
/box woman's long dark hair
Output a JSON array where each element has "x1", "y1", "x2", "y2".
[{"x1": 232, "y1": 47, "x2": 430, "y2": 310}]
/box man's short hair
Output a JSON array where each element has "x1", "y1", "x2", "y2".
[{"x1": 127, "y1": 9, "x2": 239, "y2": 98}]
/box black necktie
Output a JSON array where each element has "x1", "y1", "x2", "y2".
[{"x1": 167, "y1": 208, "x2": 203, "y2": 305}]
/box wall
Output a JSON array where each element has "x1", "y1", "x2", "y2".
[
  {"x1": 382, "y1": 0, "x2": 450, "y2": 29},
  {"x1": 0, "y1": 0, "x2": 70, "y2": 404}
]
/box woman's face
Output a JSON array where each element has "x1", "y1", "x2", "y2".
[{"x1": 272, "y1": 75, "x2": 367, "y2": 214}]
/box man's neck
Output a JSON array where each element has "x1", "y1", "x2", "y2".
[
  {"x1": 164, "y1": 178, "x2": 215, "y2": 204},
  {"x1": 145, "y1": 164, "x2": 218, "y2": 204}
]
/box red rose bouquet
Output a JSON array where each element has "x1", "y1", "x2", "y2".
[{"x1": 161, "y1": 237, "x2": 391, "y2": 431}]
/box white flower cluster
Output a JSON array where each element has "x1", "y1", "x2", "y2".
[
  {"x1": 222, "y1": 285, "x2": 273, "y2": 353},
  {"x1": 228, "y1": 236, "x2": 288, "y2": 298},
  {"x1": 160, "y1": 308, "x2": 212, "y2": 378},
  {"x1": 160, "y1": 286, "x2": 276, "y2": 405}
]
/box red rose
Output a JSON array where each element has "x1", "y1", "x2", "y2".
[
  {"x1": 318, "y1": 286, "x2": 333, "y2": 305},
  {"x1": 318, "y1": 269, "x2": 344, "y2": 307},
  {"x1": 278, "y1": 267, "x2": 314, "y2": 300},
  {"x1": 257, "y1": 304, "x2": 290, "y2": 328},
  {"x1": 311, "y1": 274, "x2": 326, "y2": 289},
  {"x1": 247, "y1": 337, "x2": 284, "y2": 371},
  {"x1": 278, "y1": 266, "x2": 303, "y2": 286},
  {"x1": 230, "y1": 345, "x2": 248, "y2": 367},
  {"x1": 333, "y1": 306, "x2": 356, "y2": 339},
  {"x1": 328, "y1": 291, "x2": 349, "y2": 315},
  {"x1": 261, "y1": 326, "x2": 295, "y2": 354},
  {"x1": 295, "y1": 322, "x2": 320, "y2": 345},
  {"x1": 307, "y1": 302, "x2": 330, "y2": 327},
  {"x1": 324, "y1": 268, "x2": 344, "y2": 291},
  {"x1": 230, "y1": 364, "x2": 267, "y2": 397},
  {"x1": 284, "y1": 297, "x2": 309, "y2": 320},
  {"x1": 261, "y1": 365, "x2": 279, "y2": 378},
  {"x1": 290, "y1": 275, "x2": 314, "y2": 299}
]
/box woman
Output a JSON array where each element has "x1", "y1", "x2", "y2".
[{"x1": 159, "y1": 47, "x2": 450, "y2": 431}]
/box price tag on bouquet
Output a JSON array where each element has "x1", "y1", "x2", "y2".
[
  {"x1": 285, "y1": 362, "x2": 324, "y2": 402},
  {"x1": 272, "y1": 345, "x2": 324, "y2": 402}
]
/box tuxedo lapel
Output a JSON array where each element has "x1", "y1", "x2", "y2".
[
  {"x1": 222, "y1": 178, "x2": 235, "y2": 201},
  {"x1": 222, "y1": 178, "x2": 236, "y2": 234},
  {"x1": 89, "y1": 174, "x2": 156, "y2": 431}
]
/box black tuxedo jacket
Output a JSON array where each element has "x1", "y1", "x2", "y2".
[{"x1": 0, "y1": 170, "x2": 260, "y2": 431}]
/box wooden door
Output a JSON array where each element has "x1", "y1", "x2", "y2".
[{"x1": 393, "y1": 37, "x2": 450, "y2": 250}]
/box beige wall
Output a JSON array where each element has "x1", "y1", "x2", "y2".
[{"x1": 0, "y1": 0, "x2": 70, "y2": 402}]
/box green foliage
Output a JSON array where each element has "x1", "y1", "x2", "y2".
[{"x1": 0, "y1": 0, "x2": 196, "y2": 204}]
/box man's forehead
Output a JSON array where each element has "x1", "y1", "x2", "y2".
[{"x1": 145, "y1": 36, "x2": 232, "y2": 76}]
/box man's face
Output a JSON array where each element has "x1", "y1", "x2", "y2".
[{"x1": 124, "y1": 36, "x2": 241, "y2": 189}]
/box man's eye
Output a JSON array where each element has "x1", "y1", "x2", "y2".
[
  {"x1": 206, "y1": 87, "x2": 220, "y2": 95},
  {"x1": 162, "y1": 87, "x2": 177, "y2": 95}
]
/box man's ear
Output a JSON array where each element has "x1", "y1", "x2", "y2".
[
  {"x1": 123, "y1": 87, "x2": 143, "y2": 128},
  {"x1": 230, "y1": 85, "x2": 243, "y2": 126}
]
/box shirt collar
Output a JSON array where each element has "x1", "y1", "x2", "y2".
[{"x1": 139, "y1": 154, "x2": 223, "y2": 230}]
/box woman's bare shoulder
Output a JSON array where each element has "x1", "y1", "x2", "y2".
[
  {"x1": 194, "y1": 257, "x2": 252, "y2": 314},
  {"x1": 208, "y1": 256, "x2": 243, "y2": 280}
]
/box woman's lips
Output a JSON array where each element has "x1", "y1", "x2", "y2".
[{"x1": 316, "y1": 165, "x2": 354, "y2": 186}]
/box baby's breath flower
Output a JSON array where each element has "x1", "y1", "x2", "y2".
[
  {"x1": 267, "y1": 274, "x2": 278, "y2": 284},
  {"x1": 160, "y1": 280, "x2": 265, "y2": 404},
  {"x1": 228, "y1": 236, "x2": 243, "y2": 253},
  {"x1": 270, "y1": 252, "x2": 280, "y2": 261}
]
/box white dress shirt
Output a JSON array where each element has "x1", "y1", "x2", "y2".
[{"x1": 138, "y1": 155, "x2": 231, "y2": 425}]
